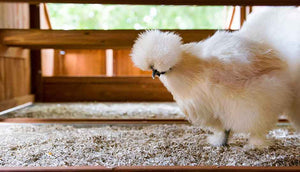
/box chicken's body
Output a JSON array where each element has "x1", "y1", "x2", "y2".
[{"x1": 131, "y1": 7, "x2": 300, "y2": 147}]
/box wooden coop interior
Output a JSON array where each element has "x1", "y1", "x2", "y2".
[{"x1": 0, "y1": 0, "x2": 299, "y2": 171}]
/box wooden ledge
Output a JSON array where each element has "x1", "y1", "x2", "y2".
[
  {"x1": 42, "y1": 76, "x2": 174, "y2": 102},
  {"x1": 0, "y1": 118, "x2": 288, "y2": 124},
  {"x1": 0, "y1": 29, "x2": 219, "y2": 49},
  {"x1": 0, "y1": 95, "x2": 34, "y2": 112}
]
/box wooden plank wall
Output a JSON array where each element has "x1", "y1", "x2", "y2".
[
  {"x1": 43, "y1": 77, "x2": 173, "y2": 102},
  {"x1": 52, "y1": 49, "x2": 151, "y2": 76},
  {"x1": 113, "y1": 49, "x2": 151, "y2": 76},
  {"x1": 0, "y1": 2, "x2": 33, "y2": 111},
  {"x1": 53, "y1": 49, "x2": 107, "y2": 76}
]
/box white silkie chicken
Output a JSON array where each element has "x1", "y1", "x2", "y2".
[{"x1": 131, "y1": 7, "x2": 300, "y2": 148}]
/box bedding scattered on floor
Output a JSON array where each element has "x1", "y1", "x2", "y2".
[
  {"x1": 0, "y1": 124, "x2": 298, "y2": 167},
  {"x1": 4, "y1": 103, "x2": 185, "y2": 119}
]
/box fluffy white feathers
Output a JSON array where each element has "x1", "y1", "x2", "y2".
[
  {"x1": 131, "y1": 30, "x2": 182, "y2": 72},
  {"x1": 131, "y1": 8, "x2": 300, "y2": 147}
]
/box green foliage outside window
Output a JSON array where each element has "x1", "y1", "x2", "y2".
[{"x1": 47, "y1": 4, "x2": 228, "y2": 30}]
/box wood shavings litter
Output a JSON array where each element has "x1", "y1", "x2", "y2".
[
  {"x1": 4, "y1": 103, "x2": 184, "y2": 119},
  {"x1": 0, "y1": 124, "x2": 298, "y2": 167}
]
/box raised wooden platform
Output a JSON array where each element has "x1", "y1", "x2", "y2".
[{"x1": 42, "y1": 76, "x2": 173, "y2": 102}]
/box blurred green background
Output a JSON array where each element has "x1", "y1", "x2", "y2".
[{"x1": 47, "y1": 4, "x2": 229, "y2": 30}]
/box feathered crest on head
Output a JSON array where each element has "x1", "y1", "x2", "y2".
[{"x1": 131, "y1": 30, "x2": 183, "y2": 72}]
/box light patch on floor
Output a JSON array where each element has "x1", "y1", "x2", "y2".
[
  {"x1": 4, "y1": 103, "x2": 185, "y2": 119},
  {"x1": 0, "y1": 124, "x2": 299, "y2": 167}
]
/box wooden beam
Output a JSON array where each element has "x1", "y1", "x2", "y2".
[
  {"x1": 29, "y1": 4, "x2": 43, "y2": 101},
  {"x1": 0, "y1": 94, "x2": 34, "y2": 112},
  {"x1": 0, "y1": 166, "x2": 299, "y2": 172},
  {"x1": 42, "y1": 76, "x2": 174, "y2": 102},
  {"x1": 0, "y1": 0, "x2": 299, "y2": 6},
  {"x1": 0, "y1": 29, "x2": 219, "y2": 49},
  {"x1": 0, "y1": 118, "x2": 288, "y2": 124},
  {"x1": 240, "y1": 6, "x2": 247, "y2": 27}
]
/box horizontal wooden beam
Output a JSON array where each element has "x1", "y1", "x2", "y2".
[
  {"x1": 0, "y1": 29, "x2": 219, "y2": 49},
  {"x1": 0, "y1": 118, "x2": 288, "y2": 124},
  {"x1": 0, "y1": 94, "x2": 34, "y2": 112},
  {"x1": 42, "y1": 76, "x2": 174, "y2": 102},
  {"x1": 0, "y1": 166, "x2": 299, "y2": 172},
  {"x1": 0, "y1": 0, "x2": 299, "y2": 6}
]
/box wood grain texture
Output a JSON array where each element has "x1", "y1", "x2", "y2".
[
  {"x1": 0, "y1": 58, "x2": 4, "y2": 101},
  {"x1": 0, "y1": 3, "x2": 29, "y2": 29},
  {"x1": 0, "y1": 0, "x2": 299, "y2": 6},
  {"x1": 113, "y1": 49, "x2": 151, "y2": 76},
  {"x1": 240, "y1": 6, "x2": 246, "y2": 27},
  {"x1": 0, "y1": 118, "x2": 189, "y2": 124},
  {"x1": 0, "y1": 3, "x2": 31, "y2": 107},
  {"x1": 53, "y1": 50, "x2": 106, "y2": 76},
  {"x1": 43, "y1": 76, "x2": 173, "y2": 102},
  {"x1": 0, "y1": 94, "x2": 34, "y2": 112},
  {"x1": 1, "y1": 57, "x2": 29, "y2": 100},
  {"x1": 30, "y1": 4, "x2": 43, "y2": 101},
  {"x1": 0, "y1": 3, "x2": 30, "y2": 58},
  {"x1": 3, "y1": 58, "x2": 26, "y2": 99},
  {"x1": 0, "y1": 29, "x2": 219, "y2": 49}
]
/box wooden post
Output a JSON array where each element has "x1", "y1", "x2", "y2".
[
  {"x1": 30, "y1": 4, "x2": 43, "y2": 101},
  {"x1": 240, "y1": 6, "x2": 247, "y2": 27}
]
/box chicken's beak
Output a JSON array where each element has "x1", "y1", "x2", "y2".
[{"x1": 152, "y1": 69, "x2": 160, "y2": 79}]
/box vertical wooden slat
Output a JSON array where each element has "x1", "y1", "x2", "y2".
[
  {"x1": 42, "y1": 3, "x2": 52, "y2": 29},
  {"x1": 30, "y1": 50, "x2": 42, "y2": 101},
  {"x1": 30, "y1": 3, "x2": 42, "y2": 101},
  {"x1": 249, "y1": 6, "x2": 253, "y2": 13},
  {"x1": 0, "y1": 58, "x2": 4, "y2": 101},
  {"x1": 24, "y1": 55, "x2": 31, "y2": 95},
  {"x1": 2, "y1": 3, "x2": 7, "y2": 28},
  {"x1": 0, "y1": 4, "x2": 3, "y2": 28},
  {"x1": 240, "y1": 6, "x2": 246, "y2": 27},
  {"x1": 41, "y1": 49, "x2": 54, "y2": 76},
  {"x1": 53, "y1": 50, "x2": 63, "y2": 75},
  {"x1": 19, "y1": 59, "x2": 26, "y2": 96},
  {"x1": 106, "y1": 49, "x2": 113, "y2": 76},
  {"x1": 228, "y1": 6, "x2": 236, "y2": 29},
  {"x1": 3, "y1": 58, "x2": 11, "y2": 99},
  {"x1": 3, "y1": 58, "x2": 25, "y2": 99}
]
